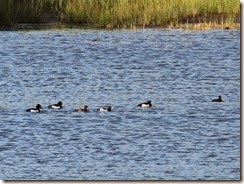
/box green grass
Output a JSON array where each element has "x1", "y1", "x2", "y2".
[{"x1": 0, "y1": 0, "x2": 240, "y2": 29}]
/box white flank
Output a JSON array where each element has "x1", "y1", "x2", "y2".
[
  {"x1": 52, "y1": 105, "x2": 61, "y2": 109},
  {"x1": 30, "y1": 109, "x2": 39, "y2": 112},
  {"x1": 141, "y1": 104, "x2": 150, "y2": 107}
]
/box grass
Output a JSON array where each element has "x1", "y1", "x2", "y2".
[{"x1": 0, "y1": 0, "x2": 240, "y2": 29}]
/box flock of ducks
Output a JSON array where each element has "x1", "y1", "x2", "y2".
[
  {"x1": 26, "y1": 100, "x2": 152, "y2": 113},
  {"x1": 26, "y1": 96, "x2": 222, "y2": 113}
]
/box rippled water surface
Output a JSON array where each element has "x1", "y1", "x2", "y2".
[{"x1": 0, "y1": 29, "x2": 240, "y2": 180}]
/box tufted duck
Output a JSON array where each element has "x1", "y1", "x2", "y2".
[
  {"x1": 138, "y1": 100, "x2": 152, "y2": 107},
  {"x1": 97, "y1": 106, "x2": 112, "y2": 111},
  {"x1": 48, "y1": 101, "x2": 63, "y2": 109},
  {"x1": 212, "y1": 96, "x2": 223, "y2": 102},
  {"x1": 74, "y1": 105, "x2": 89, "y2": 112},
  {"x1": 26, "y1": 104, "x2": 42, "y2": 112}
]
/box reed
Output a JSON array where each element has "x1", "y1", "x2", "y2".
[
  {"x1": 0, "y1": 0, "x2": 240, "y2": 29},
  {"x1": 0, "y1": 0, "x2": 13, "y2": 26},
  {"x1": 0, "y1": 0, "x2": 64, "y2": 26},
  {"x1": 63, "y1": 0, "x2": 240, "y2": 28}
]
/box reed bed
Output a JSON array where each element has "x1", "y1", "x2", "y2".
[{"x1": 0, "y1": 0, "x2": 240, "y2": 29}]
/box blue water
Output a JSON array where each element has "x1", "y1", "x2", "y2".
[{"x1": 0, "y1": 28, "x2": 240, "y2": 180}]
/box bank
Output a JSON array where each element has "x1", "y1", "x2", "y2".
[{"x1": 0, "y1": 0, "x2": 240, "y2": 30}]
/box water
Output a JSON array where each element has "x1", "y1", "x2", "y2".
[{"x1": 0, "y1": 28, "x2": 240, "y2": 180}]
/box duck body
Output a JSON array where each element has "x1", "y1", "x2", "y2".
[
  {"x1": 97, "y1": 106, "x2": 112, "y2": 111},
  {"x1": 48, "y1": 101, "x2": 63, "y2": 109},
  {"x1": 26, "y1": 104, "x2": 42, "y2": 112},
  {"x1": 74, "y1": 105, "x2": 89, "y2": 112},
  {"x1": 212, "y1": 96, "x2": 223, "y2": 102},
  {"x1": 138, "y1": 100, "x2": 152, "y2": 107}
]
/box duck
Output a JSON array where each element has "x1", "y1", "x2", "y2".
[
  {"x1": 97, "y1": 106, "x2": 112, "y2": 111},
  {"x1": 74, "y1": 105, "x2": 89, "y2": 112},
  {"x1": 138, "y1": 100, "x2": 152, "y2": 107},
  {"x1": 48, "y1": 101, "x2": 63, "y2": 109},
  {"x1": 26, "y1": 104, "x2": 42, "y2": 112},
  {"x1": 212, "y1": 95, "x2": 223, "y2": 102}
]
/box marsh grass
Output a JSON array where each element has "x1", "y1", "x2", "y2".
[
  {"x1": 0, "y1": 0, "x2": 240, "y2": 29},
  {"x1": 0, "y1": 0, "x2": 64, "y2": 26},
  {"x1": 0, "y1": 0, "x2": 13, "y2": 26}
]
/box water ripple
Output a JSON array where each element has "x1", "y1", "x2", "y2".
[{"x1": 0, "y1": 29, "x2": 240, "y2": 180}]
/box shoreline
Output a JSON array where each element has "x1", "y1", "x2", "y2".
[
  {"x1": 0, "y1": 21, "x2": 240, "y2": 31},
  {"x1": 1, "y1": 11, "x2": 240, "y2": 31},
  {"x1": 0, "y1": 0, "x2": 239, "y2": 31}
]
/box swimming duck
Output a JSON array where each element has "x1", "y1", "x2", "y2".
[
  {"x1": 74, "y1": 105, "x2": 89, "y2": 112},
  {"x1": 26, "y1": 104, "x2": 42, "y2": 112},
  {"x1": 48, "y1": 101, "x2": 63, "y2": 109},
  {"x1": 212, "y1": 95, "x2": 223, "y2": 102},
  {"x1": 97, "y1": 106, "x2": 112, "y2": 111},
  {"x1": 138, "y1": 100, "x2": 152, "y2": 107}
]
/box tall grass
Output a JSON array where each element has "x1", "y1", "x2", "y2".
[
  {"x1": 64, "y1": 0, "x2": 240, "y2": 28},
  {"x1": 0, "y1": 0, "x2": 12, "y2": 26},
  {"x1": 0, "y1": 0, "x2": 65, "y2": 26},
  {"x1": 0, "y1": 0, "x2": 44, "y2": 26},
  {"x1": 0, "y1": 0, "x2": 240, "y2": 28}
]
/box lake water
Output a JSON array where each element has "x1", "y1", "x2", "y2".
[{"x1": 0, "y1": 28, "x2": 240, "y2": 180}]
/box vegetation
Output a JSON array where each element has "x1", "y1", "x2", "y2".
[{"x1": 0, "y1": 0, "x2": 240, "y2": 29}]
